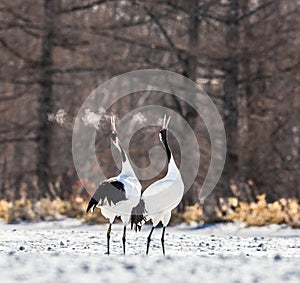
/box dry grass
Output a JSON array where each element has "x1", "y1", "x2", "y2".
[
  {"x1": 0, "y1": 197, "x2": 106, "y2": 224},
  {"x1": 217, "y1": 194, "x2": 300, "y2": 228},
  {"x1": 170, "y1": 203, "x2": 204, "y2": 226},
  {"x1": 0, "y1": 195, "x2": 299, "y2": 227}
]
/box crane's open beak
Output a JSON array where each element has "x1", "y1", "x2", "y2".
[
  {"x1": 162, "y1": 114, "x2": 171, "y2": 129},
  {"x1": 111, "y1": 115, "x2": 117, "y2": 132}
]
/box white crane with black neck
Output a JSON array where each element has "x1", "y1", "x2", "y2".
[
  {"x1": 86, "y1": 116, "x2": 141, "y2": 255},
  {"x1": 131, "y1": 115, "x2": 184, "y2": 255}
]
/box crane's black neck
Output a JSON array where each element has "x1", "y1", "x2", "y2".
[
  {"x1": 160, "y1": 129, "x2": 171, "y2": 163},
  {"x1": 120, "y1": 146, "x2": 126, "y2": 163}
]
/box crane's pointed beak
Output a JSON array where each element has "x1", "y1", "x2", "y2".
[
  {"x1": 166, "y1": 116, "x2": 171, "y2": 129},
  {"x1": 111, "y1": 115, "x2": 117, "y2": 132},
  {"x1": 162, "y1": 115, "x2": 171, "y2": 129}
]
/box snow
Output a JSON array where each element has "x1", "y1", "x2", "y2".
[{"x1": 0, "y1": 219, "x2": 300, "y2": 283}]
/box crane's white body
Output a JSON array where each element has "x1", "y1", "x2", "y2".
[
  {"x1": 100, "y1": 173, "x2": 141, "y2": 225},
  {"x1": 142, "y1": 156, "x2": 184, "y2": 226},
  {"x1": 95, "y1": 133, "x2": 142, "y2": 222}
]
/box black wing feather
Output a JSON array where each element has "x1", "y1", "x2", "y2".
[
  {"x1": 130, "y1": 199, "x2": 147, "y2": 232},
  {"x1": 86, "y1": 180, "x2": 126, "y2": 213}
]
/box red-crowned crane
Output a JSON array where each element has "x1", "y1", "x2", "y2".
[
  {"x1": 131, "y1": 115, "x2": 184, "y2": 255},
  {"x1": 87, "y1": 116, "x2": 141, "y2": 255}
]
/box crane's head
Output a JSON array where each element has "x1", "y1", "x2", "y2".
[{"x1": 159, "y1": 114, "x2": 171, "y2": 142}]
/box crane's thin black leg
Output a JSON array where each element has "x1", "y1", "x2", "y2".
[
  {"x1": 106, "y1": 223, "x2": 112, "y2": 255},
  {"x1": 122, "y1": 226, "x2": 126, "y2": 255},
  {"x1": 146, "y1": 226, "x2": 155, "y2": 255},
  {"x1": 161, "y1": 226, "x2": 166, "y2": 256}
]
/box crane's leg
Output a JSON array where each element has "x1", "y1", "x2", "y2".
[
  {"x1": 161, "y1": 226, "x2": 166, "y2": 256},
  {"x1": 106, "y1": 223, "x2": 112, "y2": 255},
  {"x1": 122, "y1": 226, "x2": 126, "y2": 255},
  {"x1": 146, "y1": 226, "x2": 155, "y2": 255}
]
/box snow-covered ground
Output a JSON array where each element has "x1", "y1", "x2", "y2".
[{"x1": 0, "y1": 219, "x2": 300, "y2": 283}]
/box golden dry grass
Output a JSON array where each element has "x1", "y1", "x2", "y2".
[
  {"x1": 170, "y1": 203, "x2": 204, "y2": 226},
  {"x1": 0, "y1": 197, "x2": 106, "y2": 224},
  {"x1": 217, "y1": 194, "x2": 300, "y2": 228},
  {"x1": 0, "y1": 195, "x2": 299, "y2": 227}
]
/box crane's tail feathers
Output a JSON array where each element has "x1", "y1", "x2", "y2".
[
  {"x1": 86, "y1": 197, "x2": 98, "y2": 213},
  {"x1": 86, "y1": 180, "x2": 126, "y2": 213},
  {"x1": 130, "y1": 199, "x2": 147, "y2": 232}
]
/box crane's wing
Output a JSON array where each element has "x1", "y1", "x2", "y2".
[
  {"x1": 141, "y1": 178, "x2": 184, "y2": 215},
  {"x1": 86, "y1": 180, "x2": 126, "y2": 213},
  {"x1": 130, "y1": 198, "x2": 147, "y2": 232}
]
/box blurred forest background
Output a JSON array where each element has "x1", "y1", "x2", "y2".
[{"x1": 0, "y1": 0, "x2": 299, "y2": 223}]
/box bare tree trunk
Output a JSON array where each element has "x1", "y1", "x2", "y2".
[
  {"x1": 36, "y1": 0, "x2": 55, "y2": 198},
  {"x1": 183, "y1": 0, "x2": 198, "y2": 81},
  {"x1": 203, "y1": 0, "x2": 240, "y2": 220},
  {"x1": 0, "y1": 155, "x2": 7, "y2": 200},
  {"x1": 221, "y1": 0, "x2": 239, "y2": 195},
  {"x1": 176, "y1": 0, "x2": 199, "y2": 212}
]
